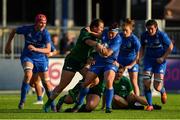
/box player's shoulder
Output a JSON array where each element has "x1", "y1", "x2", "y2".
[
  {"x1": 156, "y1": 30, "x2": 168, "y2": 38},
  {"x1": 141, "y1": 31, "x2": 148, "y2": 37},
  {"x1": 17, "y1": 24, "x2": 33, "y2": 30},
  {"x1": 121, "y1": 76, "x2": 130, "y2": 82}
]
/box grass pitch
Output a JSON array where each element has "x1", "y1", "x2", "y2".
[{"x1": 0, "y1": 93, "x2": 180, "y2": 119}]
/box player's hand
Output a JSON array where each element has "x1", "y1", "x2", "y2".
[
  {"x1": 157, "y1": 57, "x2": 164, "y2": 64},
  {"x1": 95, "y1": 43, "x2": 104, "y2": 52},
  {"x1": 113, "y1": 61, "x2": 120, "y2": 67},
  {"x1": 28, "y1": 45, "x2": 37, "y2": 52},
  {"x1": 5, "y1": 43, "x2": 12, "y2": 54},
  {"x1": 125, "y1": 65, "x2": 132, "y2": 70},
  {"x1": 85, "y1": 26, "x2": 91, "y2": 33}
]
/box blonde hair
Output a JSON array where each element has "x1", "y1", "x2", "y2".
[{"x1": 122, "y1": 18, "x2": 135, "y2": 30}]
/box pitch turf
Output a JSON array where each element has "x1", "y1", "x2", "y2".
[{"x1": 0, "y1": 93, "x2": 180, "y2": 119}]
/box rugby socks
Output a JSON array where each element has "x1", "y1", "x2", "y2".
[
  {"x1": 144, "y1": 89, "x2": 152, "y2": 106},
  {"x1": 41, "y1": 80, "x2": 56, "y2": 109},
  {"x1": 20, "y1": 82, "x2": 30, "y2": 104},
  {"x1": 57, "y1": 95, "x2": 66, "y2": 106},
  {"x1": 160, "y1": 87, "x2": 166, "y2": 94},
  {"x1": 37, "y1": 96, "x2": 43, "y2": 101},
  {"x1": 105, "y1": 88, "x2": 114, "y2": 110},
  {"x1": 77, "y1": 87, "x2": 90, "y2": 105}
]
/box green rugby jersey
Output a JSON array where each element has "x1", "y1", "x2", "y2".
[
  {"x1": 113, "y1": 76, "x2": 133, "y2": 98},
  {"x1": 66, "y1": 28, "x2": 100, "y2": 63}
]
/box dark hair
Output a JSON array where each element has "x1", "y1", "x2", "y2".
[
  {"x1": 122, "y1": 18, "x2": 135, "y2": 30},
  {"x1": 109, "y1": 22, "x2": 120, "y2": 31},
  {"x1": 145, "y1": 19, "x2": 158, "y2": 27},
  {"x1": 51, "y1": 34, "x2": 58, "y2": 38},
  {"x1": 90, "y1": 19, "x2": 104, "y2": 30}
]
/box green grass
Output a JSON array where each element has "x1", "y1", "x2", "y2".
[{"x1": 0, "y1": 93, "x2": 180, "y2": 119}]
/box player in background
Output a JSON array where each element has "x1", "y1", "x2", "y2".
[
  {"x1": 43, "y1": 19, "x2": 104, "y2": 112},
  {"x1": 71, "y1": 23, "x2": 122, "y2": 113},
  {"x1": 30, "y1": 40, "x2": 58, "y2": 105},
  {"x1": 102, "y1": 65, "x2": 148, "y2": 110},
  {"x1": 118, "y1": 18, "x2": 141, "y2": 96},
  {"x1": 140, "y1": 19, "x2": 173, "y2": 111},
  {"x1": 56, "y1": 73, "x2": 105, "y2": 112},
  {"x1": 5, "y1": 14, "x2": 56, "y2": 111}
]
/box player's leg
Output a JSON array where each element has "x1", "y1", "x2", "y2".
[
  {"x1": 126, "y1": 94, "x2": 148, "y2": 106},
  {"x1": 18, "y1": 61, "x2": 33, "y2": 109},
  {"x1": 44, "y1": 58, "x2": 79, "y2": 109},
  {"x1": 153, "y1": 61, "x2": 167, "y2": 104},
  {"x1": 128, "y1": 64, "x2": 140, "y2": 96},
  {"x1": 39, "y1": 71, "x2": 57, "y2": 112},
  {"x1": 104, "y1": 65, "x2": 118, "y2": 113},
  {"x1": 71, "y1": 71, "x2": 98, "y2": 112},
  {"x1": 143, "y1": 71, "x2": 153, "y2": 111},
  {"x1": 56, "y1": 81, "x2": 81, "y2": 112},
  {"x1": 112, "y1": 95, "x2": 128, "y2": 109},
  {"x1": 85, "y1": 94, "x2": 101, "y2": 111},
  {"x1": 33, "y1": 74, "x2": 44, "y2": 104}
]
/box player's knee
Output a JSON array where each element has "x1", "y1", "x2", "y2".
[
  {"x1": 127, "y1": 94, "x2": 136, "y2": 103},
  {"x1": 86, "y1": 102, "x2": 96, "y2": 111},
  {"x1": 142, "y1": 73, "x2": 151, "y2": 81},
  {"x1": 64, "y1": 95, "x2": 74, "y2": 104}
]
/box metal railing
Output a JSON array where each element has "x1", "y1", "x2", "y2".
[
  {"x1": 1, "y1": 26, "x2": 180, "y2": 59},
  {"x1": 0, "y1": 26, "x2": 81, "y2": 59}
]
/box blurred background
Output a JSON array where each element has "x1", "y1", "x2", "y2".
[{"x1": 0, "y1": 0, "x2": 180, "y2": 93}]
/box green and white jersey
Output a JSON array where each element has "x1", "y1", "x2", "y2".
[{"x1": 113, "y1": 76, "x2": 133, "y2": 98}]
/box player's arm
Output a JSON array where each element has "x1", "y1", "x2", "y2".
[
  {"x1": 125, "y1": 51, "x2": 140, "y2": 69},
  {"x1": 157, "y1": 34, "x2": 174, "y2": 64},
  {"x1": 139, "y1": 46, "x2": 145, "y2": 60},
  {"x1": 85, "y1": 39, "x2": 104, "y2": 53},
  {"x1": 28, "y1": 42, "x2": 51, "y2": 54},
  {"x1": 85, "y1": 27, "x2": 102, "y2": 38},
  {"x1": 5, "y1": 29, "x2": 16, "y2": 54}
]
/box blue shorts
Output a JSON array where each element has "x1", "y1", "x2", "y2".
[
  {"x1": 143, "y1": 57, "x2": 167, "y2": 74},
  {"x1": 89, "y1": 63, "x2": 118, "y2": 75},
  {"x1": 128, "y1": 64, "x2": 139, "y2": 72},
  {"x1": 21, "y1": 56, "x2": 48, "y2": 73},
  {"x1": 118, "y1": 57, "x2": 139, "y2": 72}
]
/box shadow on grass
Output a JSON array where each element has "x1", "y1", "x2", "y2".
[{"x1": 0, "y1": 109, "x2": 44, "y2": 113}]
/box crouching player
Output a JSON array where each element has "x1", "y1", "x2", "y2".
[
  {"x1": 102, "y1": 66, "x2": 148, "y2": 110},
  {"x1": 56, "y1": 75, "x2": 105, "y2": 112},
  {"x1": 102, "y1": 65, "x2": 162, "y2": 110}
]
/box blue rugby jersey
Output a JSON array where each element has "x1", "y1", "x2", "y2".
[
  {"x1": 16, "y1": 25, "x2": 51, "y2": 62},
  {"x1": 141, "y1": 30, "x2": 171, "y2": 58},
  {"x1": 118, "y1": 32, "x2": 141, "y2": 65},
  {"x1": 94, "y1": 30, "x2": 122, "y2": 64}
]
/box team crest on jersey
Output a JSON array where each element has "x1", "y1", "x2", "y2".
[
  {"x1": 121, "y1": 85, "x2": 127, "y2": 90},
  {"x1": 127, "y1": 42, "x2": 132, "y2": 48},
  {"x1": 160, "y1": 69, "x2": 164, "y2": 73},
  {"x1": 28, "y1": 33, "x2": 32, "y2": 38},
  {"x1": 144, "y1": 39, "x2": 148, "y2": 43}
]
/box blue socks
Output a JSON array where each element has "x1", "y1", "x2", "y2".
[
  {"x1": 105, "y1": 88, "x2": 114, "y2": 109},
  {"x1": 144, "y1": 89, "x2": 152, "y2": 106},
  {"x1": 20, "y1": 82, "x2": 30, "y2": 104},
  {"x1": 77, "y1": 87, "x2": 90, "y2": 105},
  {"x1": 37, "y1": 96, "x2": 43, "y2": 101}
]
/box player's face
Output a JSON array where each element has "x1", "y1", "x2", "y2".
[
  {"x1": 115, "y1": 69, "x2": 124, "y2": 80},
  {"x1": 146, "y1": 25, "x2": 157, "y2": 36},
  {"x1": 122, "y1": 26, "x2": 132, "y2": 38},
  {"x1": 93, "y1": 22, "x2": 104, "y2": 34},
  {"x1": 36, "y1": 20, "x2": 47, "y2": 31},
  {"x1": 108, "y1": 31, "x2": 118, "y2": 40}
]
